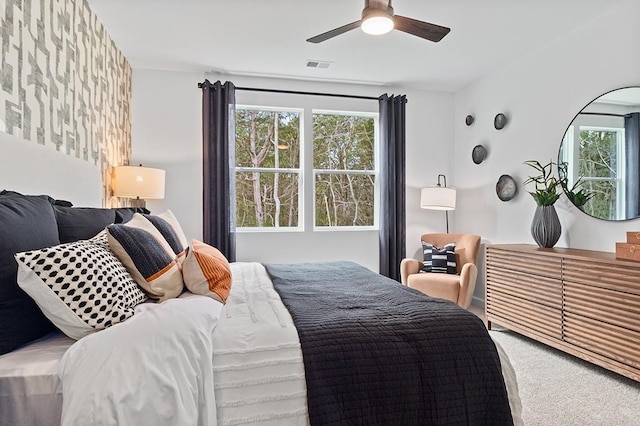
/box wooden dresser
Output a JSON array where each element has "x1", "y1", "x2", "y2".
[{"x1": 485, "y1": 244, "x2": 640, "y2": 381}]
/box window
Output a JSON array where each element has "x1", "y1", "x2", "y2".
[
  {"x1": 561, "y1": 124, "x2": 625, "y2": 219},
  {"x1": 234, "y1": 107, "x2": 301, "y2": 229},
  {"x1": 234, "y1": 106, "x2": 379, "y2": 231},
  {"x1": 313, "y1": 112, "x2": 377, "y2": 228}
]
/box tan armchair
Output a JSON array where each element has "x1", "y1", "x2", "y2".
[{"x1": 400, "y1": 233, "x2": 481, "y2": 309}]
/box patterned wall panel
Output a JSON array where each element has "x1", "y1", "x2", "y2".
[{"x1": 0, "y1": 0, "x2": 132, "y2": 205}]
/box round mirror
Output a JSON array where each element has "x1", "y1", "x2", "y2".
[{"x1": 558, "y1": 87, "x2": 640, "y2": 221}]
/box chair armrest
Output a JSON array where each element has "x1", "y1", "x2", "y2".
[
  {"x1": 400, "y1": 258, "x2": 421, "y2": 285},
  {"x1": 457, "y1": 263, "x2": 478, "y2": 309}
]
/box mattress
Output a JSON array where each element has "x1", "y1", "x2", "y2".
[{"x1": 0, "y1": 331, "x2": 74, "y2": 426}]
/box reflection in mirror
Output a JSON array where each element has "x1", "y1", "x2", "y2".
[{"x1": 559, "y1": 87, "x2": 640, "y2": 221}]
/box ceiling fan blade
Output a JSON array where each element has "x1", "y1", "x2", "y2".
[
  {"x1": 393, "y1": 15, "x2": 450, "y2": 42},
  {"x1": 306, "y1": 20, "x2": 362, "y2": 44}
]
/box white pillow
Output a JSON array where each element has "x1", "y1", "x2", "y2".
[{"x1": 15, "y1": 241, "x2": 148, "y2": 340}]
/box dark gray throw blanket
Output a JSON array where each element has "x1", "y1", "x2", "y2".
[{"x1": 264, "y1": 261, "x2": 513, "y2": 426}]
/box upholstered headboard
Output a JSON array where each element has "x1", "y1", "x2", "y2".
[{"x1": 0, "y1": 131, "x2": 102, "y2": 206}]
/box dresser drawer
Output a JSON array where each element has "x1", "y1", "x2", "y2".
[
  {"x1": 564, "y1": 281, "x2": 640, "y2": 333},
  {"x1": 563, "y1": 259, "x2": 640, "y2": 295},
  {"x1": 486, "y1": 268, "x2": 561, "y2": 309},
  {"x1": 564, "y1": 313, "x2": 640, "y2": 370},
  {"x1": 485, "y1": 247, "x2": 562, "y2": 280},
  {"x1": 486, "y1": 290, "x2": 562, "y2": 339}
]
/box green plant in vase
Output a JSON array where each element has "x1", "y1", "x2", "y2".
[
  {"x1": 523, "y1": 160, "x2": 562, "y2": 248},
  {"x1": 523, "y1": 160, "x2": 562, "y2": 206},
  {"x1": 557, "y1": 162, "x2": 594, "y2": 210}
]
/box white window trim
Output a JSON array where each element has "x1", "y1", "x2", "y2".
[
  {"x1": 311, "y1": 110, "x2": 379, "y2": 231},
  {"x1": 235, "y1": 105, "x2": 305, "y2": 232}
]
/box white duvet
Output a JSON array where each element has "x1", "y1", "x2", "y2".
[{"x1": 58, "y1": 294, "x2": 223, "y2": 426}]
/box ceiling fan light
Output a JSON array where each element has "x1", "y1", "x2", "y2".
[{"x1": 361, "y1": 14, "x2": 394, "y2": 35}]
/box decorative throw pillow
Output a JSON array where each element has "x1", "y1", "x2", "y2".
[
  {"x1": 182, "y1": 240, "x2": 232, "y2": 304},
  {"x1": 421, "y1": 241, "x2": 457, "y2": 274},
  {"x1": 107, "y1": 223, "x2": 184, "y2": 301},
  {"x1": 143, "y1": 210, "x2": 188, "y2": 260},
  {"x1": 54, "y1": 206, "x2": 118, "y2": 243},
  {"x1": 123, "y1": 213, "x2": 176, "y2": 257},
  {"x1": 15, "y1": 241, "x2": 148, "y2": 340},
  {"x1": 0, "y1": 194, "x2": 58, "y2": 355}
]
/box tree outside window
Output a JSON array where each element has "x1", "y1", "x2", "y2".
[
  {"x1": 235, "y1": 107, "x2": 301, "y2": 228},
  {"x1": 313, "y1": 112, "x2": 377, "y2": 228},
  {"x1": 561, "y1": 125, "x2": 625, "y2": 219}
]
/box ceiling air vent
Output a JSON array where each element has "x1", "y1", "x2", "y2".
[{"x1": 306, "y1": 60, "x2": 332, "y2": 69}]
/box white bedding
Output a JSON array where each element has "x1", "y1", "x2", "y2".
[
  {"x1": 58, "y1": 295, "x2": 224, "y2": 426},
  {"x1": 212, "y1": 262, "x2": 309, "y2": 426},
  {"x1": 0, "y1": 332, "x2": 74, "y2": 426}
]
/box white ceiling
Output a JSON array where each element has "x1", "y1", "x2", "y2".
[{"x1": 86, "y1": 0, "x2": 627, "y2": 91}]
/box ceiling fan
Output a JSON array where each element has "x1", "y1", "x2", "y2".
[{"x1": 306, "y1": 0, "x2": 450, "y2": 44}]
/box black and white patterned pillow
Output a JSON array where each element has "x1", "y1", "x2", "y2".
[
  {"x1": 15, "y1": 241, "x2": 147, "y2": 340},
  {"x1": 421, "y1": 241, "x2": 457, "y2": 274}
]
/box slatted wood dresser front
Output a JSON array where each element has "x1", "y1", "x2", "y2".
[{"x1": 485, "y1": 244, "x2": 640, "y2": 381}]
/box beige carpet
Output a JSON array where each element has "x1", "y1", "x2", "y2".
[{"x1": 490, "y1": 328, "x2": 640, "y2": 426}]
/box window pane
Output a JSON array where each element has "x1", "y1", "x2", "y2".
[
  {"x1": 315, "y1": 173, "x2": 375, "y2": 226},
  {"x1": 578, "y1": 129, "x2": 618, "y2": 178},
  {"x1": 313, "y1": 114, "x2": 374, "y2": 170},
  {"x1": 581, "y1": 179, "x2": 617, "y2": 220},
  {"x1": 236, "y1": 172, "x2": 299, "y2": 227},
  {"x1": 235, "y1": 109, "x2": 300, "y2": 169}
]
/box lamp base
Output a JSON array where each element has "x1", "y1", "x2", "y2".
[{"x1": 129, "y1": 197, "x2": 147, "y2": 209}]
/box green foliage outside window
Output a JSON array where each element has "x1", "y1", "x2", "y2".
[
  {"x1": 577, "y1": 129, "x2": 619, "y2": 220},
  {"x1": 235, "y1": 108, "x2": 300, "y2": 228},
  {"x1": 234, "y1": 108, "x2": 377, "y2": 229},
  {"x1": 313, "y1": 113, "x2": 376, "y2": 227}
]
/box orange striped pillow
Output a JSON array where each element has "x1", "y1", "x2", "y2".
[{"x1": 182, "y1": 240, "x2": 232, "y2": 303}]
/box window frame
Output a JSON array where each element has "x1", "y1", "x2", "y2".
[
  {"x1": 311, "y1": 109, "x2": 380, "y2": 231},
  {"x1": 234, "y1": 104, "x2": 305, "y2": 232},
  {"x1": 562, "y1": 124, "x2": 626, "y2": 219}
]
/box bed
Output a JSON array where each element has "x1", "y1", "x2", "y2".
[{"x1": 0, "y1": 132, "x2": 523, "y2": 425}]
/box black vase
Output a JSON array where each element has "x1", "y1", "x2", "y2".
[{"x1": 531, "y1": 205, "x2": 561, "y2": 248}]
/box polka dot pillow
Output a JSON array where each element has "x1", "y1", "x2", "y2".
[{"x1": 15, "y1": 241, "x2": 148, "y2": 340}]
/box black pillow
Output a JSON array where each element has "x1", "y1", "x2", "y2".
[
  {"x1": 54, "y1": 206, "x2": 118, "y2": 243},
  {"x1": 113, "y1": 207, "x2": 142, "y2": 224},
  {"x1": 421, "y1": 241, "x2": 457, "y2": 274},
  {"x1": 0, "y1": 194, "x2": 59, "y2": 355},
  {"x1": 0, "y1": 189, "x2": 73, "y2": 207}
]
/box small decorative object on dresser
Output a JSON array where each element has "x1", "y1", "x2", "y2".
[
  {"x1": 523, "y1": 160, "x2": 562, "y2": 248},
  {"x1": 615, "y1": 232, "x2": 640, "y2": 261}
]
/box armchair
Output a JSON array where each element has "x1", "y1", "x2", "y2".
[{"x1": 400, "y1": 233, "x2": 481, "y2": 309}]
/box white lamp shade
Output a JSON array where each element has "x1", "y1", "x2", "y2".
[
  {"x1": 420, "y1": 187, "x2": 456, "y2": 211},
  {"x1": 113, "y1": 166, "x2": 165, "y2": 199},
  {"x1": 361, "y1": 10, "x2": 394, "y2": 35}
]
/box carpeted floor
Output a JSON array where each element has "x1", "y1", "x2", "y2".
[{"x1": 490, "y1": 327, "x2": 640, "y2": 426}]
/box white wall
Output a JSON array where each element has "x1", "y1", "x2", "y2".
[
  {"x1": 453, "y1": 0, "x2": 640, "y2": 303},
  {"x1": 131, "y1": 69, "x2": 454, "y2": 271},
  {"x1": 131, "y1": 69, "x2": 205, "y2": 242}
]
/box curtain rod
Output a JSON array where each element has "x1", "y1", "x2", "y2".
[
  {"x1": 235, "y1": 86, "x2": 380, "y2": 101},
  {"x1": 579, "y1": 112, "x2": 631, "y2": 118}
]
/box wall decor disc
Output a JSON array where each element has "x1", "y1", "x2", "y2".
[
  {"x1": 494, "y1": 113, "x2": 508, "y2": 130},
  {"x1": 496, "y1": 174, "x2": 517, "y2": 201},
  {"x1": 465, "y1": 115, "x2": 474, "y2": 126},
  {"x1": 472, "y1": 144, "x2": 487, "y2": 164}
]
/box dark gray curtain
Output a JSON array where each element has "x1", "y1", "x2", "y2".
[
  {"x1": 625, "y1": 112, "x2": 640, "y2": 218},
  {"x1": 378, "y1": 94, "x2": 407, "y2": 281},
  {"x1": 201, "y1": 79, "x2": 236, "y2": 261}
]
